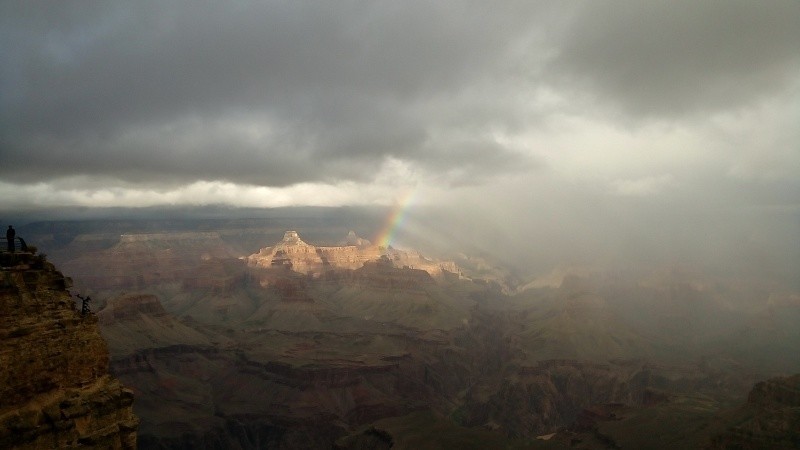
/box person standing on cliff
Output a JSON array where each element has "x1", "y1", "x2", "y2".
[{"x1": 6, "y1": 225, "x2": 15, "y2": 253}]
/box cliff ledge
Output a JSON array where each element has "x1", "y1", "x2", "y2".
[{"x1": 0, "y1": 251, "x2": 138, "y2": 449}]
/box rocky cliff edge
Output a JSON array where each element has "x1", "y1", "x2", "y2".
[{"x1": 0, "y1": 251, "x2": 138, "y2": 449}]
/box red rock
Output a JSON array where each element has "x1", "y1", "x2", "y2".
[{"x1": 0, "y1": 256, "x2": 139, "y2": 449}]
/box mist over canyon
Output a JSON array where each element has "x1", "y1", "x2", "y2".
[{"x1": 3, "y1": 213, "x2": 797, "y2": 449}]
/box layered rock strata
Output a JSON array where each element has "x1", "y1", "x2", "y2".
[
  {"x1": 247, "y1": 230, "x2": 460, "y2": 278},
  {"x1": 0, "y1": 254, "x2": 138, "y2": 449},
  {"x1": 60, "y1": 231, "x2": 239, "y2": 290}
]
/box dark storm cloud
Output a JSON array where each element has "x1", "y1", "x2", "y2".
[
  {"x1": 548, "y1": 0, "x2": 800, "y2": 117},
  {"x1": 1, "y1": 1, "x2": 797, "y2": 190},
  {"x1": 0, "y1": 1, "x2": 547, "y2": 186}
]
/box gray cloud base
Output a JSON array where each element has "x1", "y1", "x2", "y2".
[
  {"x1": 4, "y1": 1, "x2": 796, "y2": 187},
  {"x1": 549, "y1": 0, "x2": 800, "y2": 117},
  {"x1": 1, "y1": 1, "x2": 546, "y2": 185}
]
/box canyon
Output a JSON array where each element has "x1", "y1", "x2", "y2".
[{"x1": 6, "y1": 219, "x2": 799, "y2": 449}]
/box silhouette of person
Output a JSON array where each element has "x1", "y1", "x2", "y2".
[
  {"x1": 6, "y1": 225, "x2": 14, "y2": 253},
  {"x1": 81, "y1": 296, "x2": 91, "y2": 316}
]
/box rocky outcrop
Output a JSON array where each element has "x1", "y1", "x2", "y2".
[
  {"x1": 0, "y1": 254, "x2": 138, "y2": 449},
  {"x1": 248, "y1": 231, "x2": 380, "y2": 274},
  {"x1": 709, "y1": 374, "x2": 800, "y2": 449},
  {"x1": 382, "y1": 247, "x2": 461, "y2": 278},
  {"x1": 340, "y1": 230, "x2": 372, "y2": 247},
  {"x1": 321, "y1": 258, "x2": 437, "y2": 292},
  {"x1": 247, "y1": 231, "x2": 460, "y2": 279},
  {"x1": 747, "y1": 374, "x2": 800, "y2": 407}
]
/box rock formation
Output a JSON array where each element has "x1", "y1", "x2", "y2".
[
  {"x1": 340, "y1": 230, "x2": 372, "y2": 247},
  {"x1": 247, "y1": 230, "x2": 378, "y2": 274},
  {"x1": 708, "y1": 374, "x2": 800, "y2": 449},
  {"x1": 0, "y1": 252, "x2": 138, "y2": 449},
  {"x1": 246, "y1": 230, "x2": 461, "y2": 278}
]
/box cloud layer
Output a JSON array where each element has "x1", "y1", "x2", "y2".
[
  {"x1": 4, "y1": 1, "x2": 795, "y2": 192},
  {"x1": 2, "y1": 2, "x2": 547, "y2": 188},
  {"x1": 1, "y1": 1, "x2": 799, "y2": 278}
]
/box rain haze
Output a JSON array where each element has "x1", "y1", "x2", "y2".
[{"x1": 2, "y1": 1, "x2": 799, "y2": 283}]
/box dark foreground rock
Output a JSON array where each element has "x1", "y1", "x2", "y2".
[{"x1": 0, "y1": 255, "x2": 138, "y2": 449}]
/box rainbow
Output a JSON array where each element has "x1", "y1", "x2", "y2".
[{"x1": 374, "y1": 190, "x2": 416, "y2": 249}]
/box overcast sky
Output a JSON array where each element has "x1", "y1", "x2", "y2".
[{"x1": 2, "y1": 1, "x2": 799, "y2": 279}]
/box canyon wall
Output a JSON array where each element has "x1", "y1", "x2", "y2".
[{"x1": 0, "y1": 253, "x2": 138, "y2": 449}]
